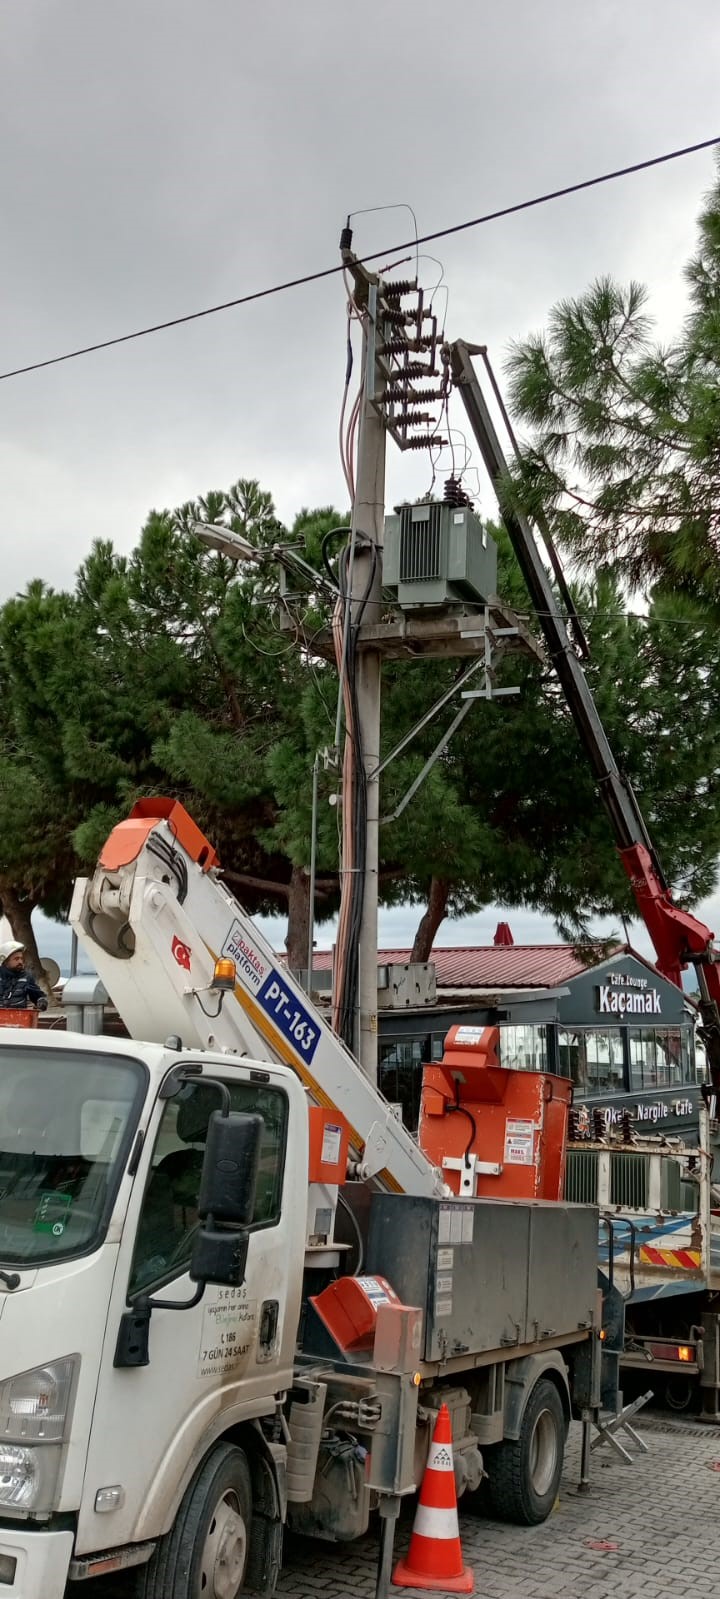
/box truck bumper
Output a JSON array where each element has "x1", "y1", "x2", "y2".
[{"x1": 0, "y1": 1527, "x2": 74, "y2": 1599}]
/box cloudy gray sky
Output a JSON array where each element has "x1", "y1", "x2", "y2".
[{"x1": 2, "y1": 0, "x2": 720, "y2": 961}]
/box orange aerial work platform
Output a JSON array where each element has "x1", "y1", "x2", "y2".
[{"x1": 418, "y1": 1024, "x2": 572, "y2": 1201}]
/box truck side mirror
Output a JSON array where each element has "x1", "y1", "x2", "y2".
[
  {"x1": 190, "y1": 1110, "x2": 263, "y2": 1289},
  {"x1": 190, "y1": 1226, "x2": 250, "y2": 1288},
  {"x1": 198, "y1": 1110, "x2": 263, "y2": 1225}
]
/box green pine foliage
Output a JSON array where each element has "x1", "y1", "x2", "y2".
[
  {"x1": 1, "y1": 452, "x2": 720, "y2": 962},
  {"x1": 507, "y1": 156, "x2": 720, "y2": 618}
]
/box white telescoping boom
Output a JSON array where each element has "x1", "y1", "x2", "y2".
[{"x1": 70, "y1": 797, "x2": 445, "y2": 1199}]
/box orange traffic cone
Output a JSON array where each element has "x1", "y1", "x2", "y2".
[{"x1": 392, "y1": 1403, "x2": 473, "y2": 1593}]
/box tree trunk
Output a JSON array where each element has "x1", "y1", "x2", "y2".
[
  {"x1": 286, "y1": 866, "x2": 311, "y2": 972},
  {"x1": 410, "y1": 877, "x2": 450, "y2": 963},
  {"x1": 223, "y1": 870, "x2": 335, "y2": 902},
  {"x1": 0, "y1": 885, "x2": 47, "y2": 989}
]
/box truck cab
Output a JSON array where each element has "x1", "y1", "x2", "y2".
[{"x1": 0, "y1": 1029, "x2": 306, "y2": 1598}]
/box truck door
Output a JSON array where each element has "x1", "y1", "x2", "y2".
[{"x1": 76, "y1": 1072, "x2": 300, "y2": 1555}]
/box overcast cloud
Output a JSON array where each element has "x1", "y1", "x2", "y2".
[{"x1": 2, "y1": 0, "x2": 720, "y2": 955}]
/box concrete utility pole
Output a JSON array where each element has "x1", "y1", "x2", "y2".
[
  {"x1": 343, "y1": 261, "x2": 386, "y2": 1084},
  {"x1": 331, "y1": 252, "x2": 541, "y2": 1090}
]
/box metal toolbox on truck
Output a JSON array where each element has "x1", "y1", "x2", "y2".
[{"x1": 366, "y1": 1195, "x2": 598, "y2": 1364}]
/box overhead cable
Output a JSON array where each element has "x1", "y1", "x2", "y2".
[{"x1": 1, "y1": 134, "x2": 718, "y2": 383}]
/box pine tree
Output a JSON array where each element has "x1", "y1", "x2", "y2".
[{"x1": 506, "y1": 156, "x2": 720, "y2": 618}]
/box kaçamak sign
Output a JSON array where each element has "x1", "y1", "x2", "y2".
[{"x1": 594, "y1": 970, "x2": 662, "y2": 1017}]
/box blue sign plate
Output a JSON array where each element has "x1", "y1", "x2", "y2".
[{"x1": 256, "y1": 972, "x2": 321, "y2": 1063}]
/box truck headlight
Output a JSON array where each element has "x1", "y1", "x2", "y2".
[
  {"x1": 0, "y1": 1358, "x2": 78, "y2": 1517},
  {"x1": 0, "y1": 1445, "x2": 41, "y2": 1510}
]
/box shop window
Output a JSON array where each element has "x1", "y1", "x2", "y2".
[
  {"x1": 379, "y1": 1038, "x2": 427, "y2": 1131},
  {"x1": 378, "y1": 1031, "x2": 474, "y2": 1132},
  {"x1": 557, "y1": 1029, "x2": 624, "y2": 1094},
  {"x1": 498, "y1": 1025, "x2": 548, "y2": 1073},
  {"x1": 629, "y1": 1028, "x2": 693, "y2": 1090},
  {"x1": 665, "y1": 1028, "x2": 694, "y2": 1085}
]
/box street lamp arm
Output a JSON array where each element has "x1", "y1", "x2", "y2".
[
  {"x1": 193, "y1": 523, "x2": 340, "y2": 597},
  {"x1": 192, "y1": 522, "x2": 263, "y2": 562}
]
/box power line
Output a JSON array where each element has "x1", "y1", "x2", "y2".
[
  {"x1": 528, "y1": 607, "x2": 720, "y2": 628},
  {"x1": 1, "y1": 134, "x2": 718, "y2": 385}
]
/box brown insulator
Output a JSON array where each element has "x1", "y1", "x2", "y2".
[
  {"x1": 384, "y1": 386, "x2": 448, "y2": 403},
  {"x1": 443, "y1": 476, "x2": 472, "y2": 508},
  {"x1": 396, "y1": 363, "x2": 439, "y2": 377},
  {"x1": 381, "y1": 279, "x2": 417, "y2": 297},
  {"x1": 397, "y1": 435, "x2": 447, "y2": 450},
  {"x1": 381, "y1": 337, "x2": 434, "y2": 355}
]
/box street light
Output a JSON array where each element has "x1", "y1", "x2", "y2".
[
  {"x1": 192, "y1": 522, "x2": 263, "y2": 562},
  {"x1": 192, "y1": 521, "x2": 340, "y2": 597}
]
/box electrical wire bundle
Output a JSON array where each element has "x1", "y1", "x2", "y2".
[
  {"x1": 329, "y1": 266, "x2": 372, "y2": 1050},
  {"x1": 329, "y1": 533, "x2": 380, "y2": 1050}
]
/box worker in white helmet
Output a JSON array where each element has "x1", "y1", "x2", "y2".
[{"x1": 0, "y1": 941, "x2": 48, "y2": 1011}]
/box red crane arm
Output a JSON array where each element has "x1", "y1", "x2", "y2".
[
  {"x1": 619, "y1": 844, "x2": 717, "y2": 991},
  {"x1": 450, "y1": 339, "x2": 720, "y2": 1087}
]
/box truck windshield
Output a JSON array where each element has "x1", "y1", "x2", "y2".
[{"x1": 0, "y1": 1045, "x2": 145, "y2": 1266}]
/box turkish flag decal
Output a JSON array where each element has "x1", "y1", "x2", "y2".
[{"x1": 172, "y1": 937, "x2": 191, "y2": 971}]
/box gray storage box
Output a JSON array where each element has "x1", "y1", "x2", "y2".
[{"x1": 366, "y1": 1195, "x2": 597, "y2": 1364}]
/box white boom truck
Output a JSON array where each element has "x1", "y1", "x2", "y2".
[{"x1": 0, "y1": 799, "x2": 608, "y2": 1599}]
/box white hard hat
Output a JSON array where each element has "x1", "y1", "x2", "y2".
[{"x1": 0, "y1": 940, "x2": 25, "y2": 964}]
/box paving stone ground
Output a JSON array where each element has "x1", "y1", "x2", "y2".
[
  {"x1": 78, "y1": 1413, "x2": 720, "y2": 1599},
  {"x1": 275, "y1": 1415, "x2": 720, "y2": 1599}
]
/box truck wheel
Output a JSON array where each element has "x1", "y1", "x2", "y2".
[
  {"x1": 486, "y1": 1379, "x2": 564, "y2": 1526},
  {"x1": 136, "y1": 1442, "x2": 252, "y2": 1599},
  {"x1": 664, "y1": 1374, "x2": 700, "y2": 1414}
]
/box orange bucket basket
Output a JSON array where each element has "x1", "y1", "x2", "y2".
[{"x1": 0, "y1": 1009, "x2": 39, "y2": 1029}]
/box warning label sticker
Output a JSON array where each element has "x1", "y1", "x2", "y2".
[
  {"x1": 197, "y1": 1286, "x2": 257, "y2": 1379},
  {"x1": 505, "y1": 1137, "x2": 534, "y2": 1165},
  {"x1": 321, "y1": 1124, "x2": 342, "y2": 1166},
  {"x1": 439, "y1": 1206, "x2": 475, "y2": 1246},
  {"x1": 504, "y1": 1119, "x2": 536, "y2": 1166},
  {"x1": 356, "y1": 1277, "x2": 391, "y2": 1307}
]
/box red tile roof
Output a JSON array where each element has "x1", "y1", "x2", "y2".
[{"x1": 309, "y1": 944, "x2": 614, "y2": 990}]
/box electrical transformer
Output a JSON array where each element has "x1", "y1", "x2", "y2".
[{"x1": 383, "y1": 500, "x2": 497, "y2": 610}]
